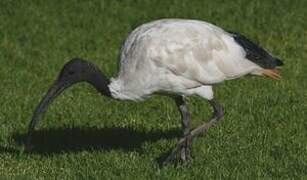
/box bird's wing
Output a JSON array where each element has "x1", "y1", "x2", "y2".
[{"x1": 149, "y1": 27, "x2": 231, "y2": 85}]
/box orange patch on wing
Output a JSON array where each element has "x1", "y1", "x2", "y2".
[{"x1": 262, "y1": 69, "x2": 281, "y2": 80}]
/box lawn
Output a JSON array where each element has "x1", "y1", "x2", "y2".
[{"x1": 0, "y1": 0, "x2": 306, "y2": 179}]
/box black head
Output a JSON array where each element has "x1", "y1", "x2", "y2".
[
  {"x1": 56, "y1": 58, "x2": 99, "y2": 85},
  {"x1": 26, "y1": 58, "x2": 111, "y2": 149}
]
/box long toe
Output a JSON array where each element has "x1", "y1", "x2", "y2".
[
  {"x1": 180, "y1": 146, "x2": 191, "y2": 161},
  {"x1": 180, "y1": 135, "x2": 192, "y2": 161},
  {"x1": 162, "y1": 134, "x2": 193, "y2": 165}
]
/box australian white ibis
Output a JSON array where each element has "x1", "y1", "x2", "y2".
[{"x1": 26, "y1": 19, "x2": 283, "y2": 163}]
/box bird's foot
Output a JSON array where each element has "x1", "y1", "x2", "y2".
[
  {"x1": 162, "y1": 133, "x2": 192, "y2": 165},
  {"x1": 180, "y1": 134, "x2": 191, "y2": 161}
]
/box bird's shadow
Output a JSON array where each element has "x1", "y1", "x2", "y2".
[{"x1": 9, "y1": 126, "x2": 180, "y2": 155}]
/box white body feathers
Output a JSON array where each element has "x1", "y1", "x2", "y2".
[{"x1": 109, "y1": 19, "x2": 263, "y2": 101}]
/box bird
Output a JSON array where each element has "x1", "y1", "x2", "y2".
[{"x1": 26, "y1": 19, "x2": 283, "y2": 164}]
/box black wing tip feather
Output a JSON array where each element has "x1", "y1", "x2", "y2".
[{"x1": 228, "y1": 31, "x2": 284, "y2": 69}]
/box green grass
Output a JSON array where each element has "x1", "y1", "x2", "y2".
[{"x1": 0, "y1": 0, "x2": 306, "y2": 179}]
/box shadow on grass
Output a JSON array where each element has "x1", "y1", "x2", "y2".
[{"x1": 10, "y1": 126, "x2": 180, "y2": 155}]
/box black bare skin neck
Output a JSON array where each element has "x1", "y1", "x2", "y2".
[
  {"x1": 85, "y1": 64, "x2": 111, "y2": 97},
  {"x1": 26, "y1": 58, "x2": 111, "y2": 149}
]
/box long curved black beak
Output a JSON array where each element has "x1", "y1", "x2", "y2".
[
  {"x1": 26, "y1": 79, "x2": 72, "y2": 149},
  {"x1": 26, "y1": 58, "x2": 111, "y2": 150}
]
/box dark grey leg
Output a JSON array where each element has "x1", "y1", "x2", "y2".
[
  {"x1": 163, "y1": 98, "x2": 224, "y2": 164},
  {"x1": 174, "y1": 96, "x2": 191, "y2": 161},
  {"x1": 189, "y1": 99, "x2": 224, "y2": 137}
]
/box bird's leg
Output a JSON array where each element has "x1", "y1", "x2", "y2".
[
  {"x1": 163, "y1": 96, "x2": 191, "y2": 163},
  {"x1": 163, "y1": 98, "x2": 224, "y2": 164},
  {"x1": 175, "y1": 96, "x2": 191, "y2": 161},
  {"x1": 189, "y1": 99, "x2": 224, "y2": 138}
]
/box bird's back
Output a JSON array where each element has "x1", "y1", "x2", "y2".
[
  {"x1": 118, "y1": 19, "x2": 257, "y2": 82},
  {"x1": 109, "y1": 19, "x2": 282, "y2": 100}
]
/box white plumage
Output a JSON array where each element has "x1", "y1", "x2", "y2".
[{"x1": 109, "y1": 19, "x2": 263, "y2": 101}]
